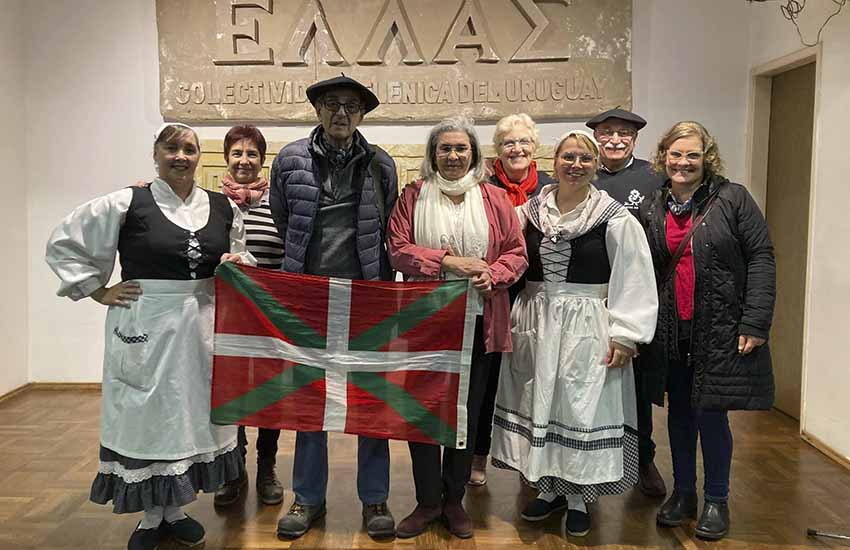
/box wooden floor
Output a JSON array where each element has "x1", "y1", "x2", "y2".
[{"x1": 1, "y1": 388, "x2": 849, "y2": 550}]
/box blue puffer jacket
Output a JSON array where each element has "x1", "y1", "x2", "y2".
[{"x1": 269, "y1": 127, "x2": 398, "y2": 281}]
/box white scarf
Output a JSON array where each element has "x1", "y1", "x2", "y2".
[
  {"x1": 434, "y1": 170, "x2": 481, "y2": 196},
  {"x1": 414, "y1": 176, "x2": 490, "y2": 280}
]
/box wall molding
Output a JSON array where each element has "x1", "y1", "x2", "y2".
[
  {"x1": 0, "y1": 382, "x2": 100, "y2": 404},
  {"x1": 802, "y1": 430, "x2": 850, "y2": 474}
]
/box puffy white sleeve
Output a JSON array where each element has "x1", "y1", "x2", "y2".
[
  {"x1": 514, "y1": 204, "x2": 528, "y2": 232},
  {"x1": 45, "y1": 188, "x2": 133, "y2": 301},
  {"x1": 228, "y1": 200, "x2": 258, "y2": 267},
  {"x1": 605, "y1": 210, "x2": 658, "y2": 350}
]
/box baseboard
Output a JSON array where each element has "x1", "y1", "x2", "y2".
[
  {"x1": 0, "y1": 382, "x2": 101, "y2": 404},
  {"x1": 0, "y1": 383, "x2": 32, "y2": 404},
  {"x1": 27, "y1": 382, "x2": 101, "y2": 391},
  {"x1": 801, "y1": 430, "x2": 850, "y2": 473}
]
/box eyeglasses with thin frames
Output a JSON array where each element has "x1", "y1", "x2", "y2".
[
  {"x1": 667, "y1": 150, "x2": 704, "y2": 163},
  {"x1": 500, "y1": 138, "x2": 534, "y2": 150},
  {"x1": 436, "y1": 145, "x2": 471, "y2": 157},
  {"x1": 559, "y1": 153, "x2": 595, "y2": 164},
  {"x1": 321, "y1": 100, "x2": 363, "y2": 115},
  {"x1": 596, "y1": 128, "x2": 637, "y2": 139}
]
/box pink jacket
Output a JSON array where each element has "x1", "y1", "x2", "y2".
[{"x1": 387, "y1": 180, "x2": 528, "y2": 353}]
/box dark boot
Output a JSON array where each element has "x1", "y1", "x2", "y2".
[
  {"x1": 256, "y1": 457, "x2": 284, "y2": 505},
  {"x1": 396, "y1": 504, "x2": 441, "y2": 539},
  {"x1": 656, "y1": 491, "x2": 698, "y2": 527},
  {"x1": 695, "y1": 501, "x2": 730, "y2": 540},
  {"x1": 442, "y1": 501, "x2": 473, "y2": 539},
  {"x1": 213, "y1": 472, "x2": 247, "y2": 507}
]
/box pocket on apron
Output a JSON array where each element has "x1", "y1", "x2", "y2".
[{"x1": 106, "y1": 300, "x2": 158, "y2": 391}]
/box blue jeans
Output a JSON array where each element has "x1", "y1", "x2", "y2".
[
  {"x1": 292, "y1": 431, "x2": 389, "y2": 506},
  {"x1": 667, "y1": 339, "x2": 733, "y2": 502}
]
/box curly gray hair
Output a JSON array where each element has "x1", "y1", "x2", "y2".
[{"x1": 420, "y1": 115, "x2": 484, "y2": 181}]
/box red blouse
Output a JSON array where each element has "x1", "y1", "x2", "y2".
[{"x1": 666, "y1": 211, "x2": 695, "y2": 321}]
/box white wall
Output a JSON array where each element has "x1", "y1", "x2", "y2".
[
  {"x1": 748, "y1": 2, "x2": 850, "y2": 461},
  {"x1": 0, "y1": 0, "x2": 30, "y2": 396},
  {"x1": 27, "y1": 0, "x2": 752, "y2": 382}
]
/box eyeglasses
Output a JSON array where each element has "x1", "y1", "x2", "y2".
[
  {"x1": 667, "y1": 150, "x2": 704, "y2": 162},
  {"x1": 559, "y1": 153, "x2": 595, "y2": 164},
  {"x1": 321, "y1": 100, "x2": 363, "y2": 115},
  {"x1": 436, "y1": 144, "x2": 471, "y2": 157},
  {"x1": 500, "y1": 138, "x2": 534, "y2": 150},
  {"x1": 596, "y1": 128, "x2": 637, "y2": 139}
]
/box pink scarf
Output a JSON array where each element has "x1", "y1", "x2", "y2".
[{"x1": 220, "y1": 173, "x2": 269, "y2": 208}]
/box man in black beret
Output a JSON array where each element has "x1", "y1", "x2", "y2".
[
  {"x1": 269, "y1": 75, "x2": 398, "y2": 539},
  {"x1": 589, "y1": 108, "x2": 667, "y2": 498}
]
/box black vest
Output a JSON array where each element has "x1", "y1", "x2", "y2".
[
  {"x1": 524, "y1": 223, "x2": 611, "y2": 284},
  {"x1": 118, "y1": 185, "x2": 233, "y2": 281}
]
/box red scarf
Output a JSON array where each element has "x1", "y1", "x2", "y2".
[
  {"x1": 220, "y1": 173, "x2": 269, "y2": 209},
  {"x1": 493, "y1": 159, "x2": 539, "y2": 206}
]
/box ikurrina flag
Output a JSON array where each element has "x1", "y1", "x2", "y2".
[{"x1": 210, "y1": 263, "x2": 478, "y2": 449}]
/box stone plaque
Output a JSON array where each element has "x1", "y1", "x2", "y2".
[{"x1": 157, "y1": 0, "x2": 632, "y2": 123}]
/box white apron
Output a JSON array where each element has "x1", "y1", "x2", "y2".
[
  {"x1": 100, "y1": 278, "x2": 236, "y2": 461},
  {"x1": 492, "y1": 281, "x2": 637, "y2": 485}
]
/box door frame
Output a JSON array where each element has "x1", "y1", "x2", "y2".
[{"x1": 745, "y1": 45, "x2": 820, "y2": 430}]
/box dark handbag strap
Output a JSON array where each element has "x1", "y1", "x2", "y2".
[{"x1": 659, "y1": 189, "x2": 720, "y2": 289}]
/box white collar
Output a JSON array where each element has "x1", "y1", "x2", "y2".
[{"x1": 600, "y1": 156, "x2": 635, "y2": 174}]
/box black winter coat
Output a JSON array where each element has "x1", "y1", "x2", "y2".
[{"x1": 638, "y1": 174, "x2": 776, "y2": 411}]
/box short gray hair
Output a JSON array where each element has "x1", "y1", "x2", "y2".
[
  {"x1": 493, "y1": 113, "x2": 539, "y2": 151},
  {"x1": 420, "y1": 115, "x2": 484, "y2": 181}
]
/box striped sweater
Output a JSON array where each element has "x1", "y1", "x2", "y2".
[{"x1": 243, "y1": 194, "x2": 284, "y2": 270}]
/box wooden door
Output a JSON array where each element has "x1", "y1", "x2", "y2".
[{"x1": 765, "y1": 62, "x2": 815, "y2": 419}]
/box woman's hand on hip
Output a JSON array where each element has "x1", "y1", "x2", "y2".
[
  {"x1": 738, "y1": 335, "x2": 766, "y2": 355},
  {"x1": 91, "y1": 281, "x2": 142, "y2": 308},
  {"x1": 472, "y1": 271, "x2": 494, "y2": 298},
  {"x1": 220, "y1": 253, "x2": 246, "y2": 265},
  {"x1": 605, "y1": 340, "x2": 635, "y2": 368},
  {"x1": 441, "y1": 255, "x2": 490, "y2": 278}
]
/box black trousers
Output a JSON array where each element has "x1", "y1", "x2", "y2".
[
  {"x1": 472, "y1": 351, "x2": 502, "y2": 456},
  {"x1": 408, "y1": 318, "x2": 491, "y2": 506},
  {"x1": 633, "y1": 355, "x2": 656, "y2": 466},
  {"x1": 237, "y1": 426, "x2": 281, "y2": 462}
]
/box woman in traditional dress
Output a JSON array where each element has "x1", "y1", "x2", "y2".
[
  {"x1": 46, "y1": 123, "x2": 254, "y2": 550},
  {"x1": 213, "y1": 125, "x2": 285, "y2": 508},
  {"x1": 468, "y1": 113, "x2": 555, "y2": 486},
  {"x1": 490, "y1": 130, "x2": 658, "y2": 537},
  {"x1": 641, "y1": 122, "x2": 775, "y2": 540},
  {"x1": 387, "y1": 115, "x2": 527, "y2": 539}
]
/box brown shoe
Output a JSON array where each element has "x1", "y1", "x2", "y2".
[
  {"x1": 443, "y1": 501, "x2": 473, "y2": 538},
  {"x1": 637, "y1": 461, "x2": 667, "y2": 497},
  {"x1": 396, "y1": 505, "x2": 441, "y2": 539},
  {"x1": 468, "y1": 454, "x2": 487, "y2": 486}
]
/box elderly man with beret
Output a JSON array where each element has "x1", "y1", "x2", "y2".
[
  {"x1": 590, "y1": 108, "x2": 667, "y2": 497},
  {"x1": 269, "y1": 75, "x2": 399, "y2": 539}
]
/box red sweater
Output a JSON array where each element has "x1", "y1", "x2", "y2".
[{"x1": 666, "y1": 211, "x2": 695, "y2": 321}]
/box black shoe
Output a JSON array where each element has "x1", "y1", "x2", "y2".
[
  {"x1": 564, "y1": 508, "x2": 591, "y2": 537},
  {"x1": 521, "y1": 495, "x2": 568, "y2": 521},
  {"x1": 362, "y1": 502, "x2": 395, "y2": 539},
  {"x1": 277, "y1": 501, "x2": 327, "y2": 539},
  {"x1": 127, "y1": 522, "x2": 163, "y2": 550},
  {"x1": 256, "y1": 459, "x2": 284, "y2": 505},
  {"x1": 695, "y1": 501, "x2": 730, "y2": 540},
  {"x1": 213, "y1": 473, "x2": 247, "y2": 506},
  {"x1": 162, "y1": 515, "x2": 205, "y2": 547},
  {"x1": 656, "y1": 491, "x2": 698, "y2": 527}
]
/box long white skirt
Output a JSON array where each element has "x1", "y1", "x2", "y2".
[{"x1": 491, "y1": 281, "x2": 638, "y2": 502}]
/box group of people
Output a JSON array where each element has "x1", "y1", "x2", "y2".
[{"x1": 46, "y1": 75, "x2": 776, "y2": 550}]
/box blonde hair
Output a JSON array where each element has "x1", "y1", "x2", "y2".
[
  {"x1": 493, "y1": 113, "x2": 539, "y2": 151},
  {"x1": 651, "y1": 121, "x2": 724, "y2": 176},
  {"x1": 553, "y1": 130, "x2": 599, "y2": 177}
]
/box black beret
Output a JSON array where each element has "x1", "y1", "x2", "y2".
[
  {"x1": 586, "y1": 108, "x2": 647, "y2": 130},
  {"x1": 306, "y1": 75, "x2": 380, "y2": 114}
]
